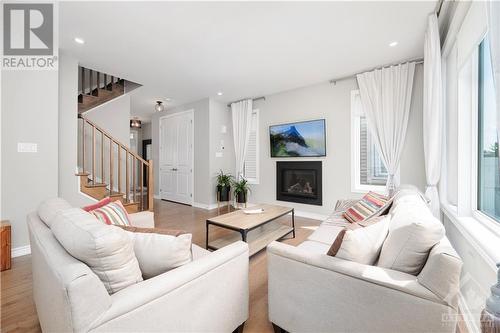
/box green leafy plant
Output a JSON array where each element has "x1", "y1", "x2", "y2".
[
  {"x1": 216, "y1": 170, "x2": 233, "y2": 188},
  {"x1": 232, "y1": 178, "x2": 251, "y2": 203}
]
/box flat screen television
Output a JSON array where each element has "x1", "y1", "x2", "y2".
[{"x1": 269, "y1": 119, "x2": 326, "y2": 157}]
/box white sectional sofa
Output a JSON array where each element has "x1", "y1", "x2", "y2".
[
  {"x1": 28, "y1": 199, "x2": 249, "y2": 333},
  {"x1": 267, "y1": 189, "x2": 462, "y2": 333}
]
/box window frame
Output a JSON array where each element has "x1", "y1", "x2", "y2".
[
  {"x1": 243, "y1": 109, "x2": 260, "y2": 184},
  {"x1": 449, "y1": 34, "x2": 500, "y2": 237},
  {"x1": 350, "y1": 90, "x2": 394, "y2": 194}
]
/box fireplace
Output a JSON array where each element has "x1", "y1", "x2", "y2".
[{"x1": 276, "y1": 161, "x2": 322, "y2": 206}]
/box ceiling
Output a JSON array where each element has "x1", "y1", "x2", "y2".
[{"x1": 60, "y1": 1, "x2": 436, "y2": 121}]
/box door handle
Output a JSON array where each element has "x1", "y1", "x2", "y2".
[{"x1": 171, "y1": 168, "x2": 178, "y2": 171}]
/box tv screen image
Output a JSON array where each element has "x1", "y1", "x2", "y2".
[{"x1": 269, "y1": 119, "x2": 326, "y2": 157}]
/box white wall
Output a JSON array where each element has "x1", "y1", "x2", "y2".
[
  {"x1": 152, "y1": 98, "x2": 211, "y2": 205},
  {"x1": 209, "y1": 99, "x2": 235, "y2": 205},
  {"x1": 151, "y1": 98, "x2": 235, "y2": 207},
  {"x1": 1, "y1": 69, "x2": 59, "y2": 249},
  {"x1": 58, "y1": 52, "x2": 94, "y2": 207},
  {"x1": 249, "y1": 65, "x2": 426, "y2": 217}
]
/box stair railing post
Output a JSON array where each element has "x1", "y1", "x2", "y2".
[
  {"x1": 118, "y1": 147, "x2": 122, "y2": 195},
  {"x1": 92, "y1": 126, "x2": 96, "y2": 183},
  {"x1": 101, "y1": 131, "x2": 104, "y2": 185},
  {"x1": 82, "y1": 119, "x2": 86, "y2": 173},
  {"x1": 95, "y1": 72, "x2": 99, "y2": 96},
  {"x1": 133, "y1": 157, "x2": 136, "y2": 203},
  {"x1": 89, "y1": 70, "x2": 93, "y2": 95},
  {"x1": 126, "y1": 153, "x2": 129, "y2": 202},
  {"x1": 148, "y1": 160, "x2": 154, "y2": 211},
  {"x1": 110, "y1": 139, "x2": 113, "y2": 192},
  {"x1": 81, "y1": 67, "x2": 85, "y2": 95},
  {"x1": 140, "y1": 161, "x2": 144, "y2": 210}
]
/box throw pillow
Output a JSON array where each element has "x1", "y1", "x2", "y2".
[
  {"x1": 37, "y1": 197, "x2": 73, "y2": 227},
  {"x1": 88, "y1": 200, "x2": 131, "y2": 226},
  {"x1": 343, "y1": 191, "x2": 391, "y2": 223},
  {"x1": 327, "y1": 215, "x2": 391, "y2": 265},
  {"x1": 377, "y1": 199, "x2": 445, "y2": 275},
  {"x1": 82, "y1": 197, "x2": 112, "y2": 212},
  {"x1": 124, "y1": 229, "x2": 193, "y2": 279},
  {"x1": 51, "y1": 208, "x2": 143, "y2": 294}
]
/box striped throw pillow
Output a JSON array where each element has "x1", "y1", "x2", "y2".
[
  {"x1": 343, "y1": 192, "x2": 390, "y2": 223},
  {"x1": 89, "y1": 200, "x2": 131, "y2": 226}
]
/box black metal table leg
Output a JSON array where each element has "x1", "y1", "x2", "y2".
[
  {"x1": 292, "y1": 209, "x2": 296, "y2": 238},
  {"x1": 241, "y1": 229, "x2": 248, "y2": 242}
]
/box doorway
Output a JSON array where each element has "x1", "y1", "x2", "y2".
[{"x1": 159, "y1": 110, "x2": 194, "y2": 205}]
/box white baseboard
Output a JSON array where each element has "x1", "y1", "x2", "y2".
[
  {"x1": 292, "y1": 210, "x2": 328, "y2": 221},
  {"x1": 12, "y1": 245, "x2": 31, "y2": 258},
  {"x1": 192, "y1": 202, "x2": 218, "y2": 210},
  {"x1": 458, "y1": 292, "x2": 480, "y2": 333}
]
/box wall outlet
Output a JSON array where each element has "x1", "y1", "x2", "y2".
[
  {"x1": 215, "y1": 152, "x2": 223, "y2": 158},
  {"x1": 221, "y1": 125, "x2": 227, "y2": 134},
  {"x1": 17, "y1": 142, "x2": 37, "y2": 153}
]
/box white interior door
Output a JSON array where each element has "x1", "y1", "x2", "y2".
[{"x1": 159, "y1": 111, "x2": 193, "y2": 205}]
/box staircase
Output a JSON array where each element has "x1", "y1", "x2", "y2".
[
  {"x1": 76, "y1": 67, "x2": 152, "y2": 213},
  {"x1": 78, "y1": 67, "x2": 125, "y2": 113}
]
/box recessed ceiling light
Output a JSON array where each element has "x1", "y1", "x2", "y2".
[
  {"x1": 389, "y1": 41, "x2": 398, "y2": 47},
  {"x1": 217, "y1": 91, "x2": 223, "y2": 96},
  {"x1": 74, "y1": 37, "x2": 85, "y2": 44},
  {"x1": 165, "y1": 98, "x2": 171, "y2": 101}
]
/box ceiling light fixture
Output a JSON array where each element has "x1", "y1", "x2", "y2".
[
  {"x1": 154, "y1": 101, "x2": 164, "y2": 112},
  {"x1": 130, "y1": 117, "x2": 142, "y2": 129},
  {"x1": 74, "y1": 37, "x2": 85, "y2": 44},
  {"x1": 217, "y1": 91, "x2": 223, "y2": 96},
  {"x1": 389, "y1": 41, "x2": 398, "y2": 47}
]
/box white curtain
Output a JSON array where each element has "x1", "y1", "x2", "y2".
[
  {"x1": 231, "y1": 99, "x2": 253, "y2": 180},
  {"x1": 356, "y1": 62, "x2": 416, "y2": 195},
  {"x1": 487, "y1": 1, "x2": 500, "y2": 153},
  {"x1": 423, "y1": 13, "x2": 443, "y2": 218}
]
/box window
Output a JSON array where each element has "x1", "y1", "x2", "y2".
[
  {"x1": 478, "y1": 36, "x2": 499, "y2": 222},
  {"x1": 244, "y1": 109, "x2": 259, "y2": 184},
  {"x1": 351, "y1": 90, "x2": 389, "y2": 192}
]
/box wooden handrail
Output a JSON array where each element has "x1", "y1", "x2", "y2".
[
  {"x1": 81, "y1": 116, "x2": 148, "y2": 164},
  {"x1": 78, "y1": 115, "x2": 153, "y2": 212}
]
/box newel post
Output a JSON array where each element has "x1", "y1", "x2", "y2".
[{"x1": 148, "y1": 160, "x2": 154, "y2": 211}]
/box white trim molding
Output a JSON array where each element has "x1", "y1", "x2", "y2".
[
  {"x1": 291, "y1": 210, "x2": 328, "y2": 221},
  {"x1": 458, "y1": 292, "x2": 480, "y2": 333},
  {"x1": 12, "y1": 245, "x2": 31, "y2": 258},
  {"x1": 192, "y1": 202, "x2": 219, "y2": 210}
]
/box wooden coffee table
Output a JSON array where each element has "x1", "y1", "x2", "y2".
[{"x1": 206, "y1": 204, "x2": 295, "y2": 256}]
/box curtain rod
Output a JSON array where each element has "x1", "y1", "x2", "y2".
[
  {"x1": 329, "y1": 58, "x2": 424, "y2": 85},
  {"x1": 227, "y1": 96, "x2": 266, "y2": 108}
]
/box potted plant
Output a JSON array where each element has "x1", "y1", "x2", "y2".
[
  {"x1": 233, "y1": 178, "x2": 250, "y2": 204},
  {"x1": 216, "y1": 170, "x2": 233, "y2": 202}
]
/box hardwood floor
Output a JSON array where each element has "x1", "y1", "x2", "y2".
[{"x1": 0, "y1": 199, "x2": 320, "y2": 333}]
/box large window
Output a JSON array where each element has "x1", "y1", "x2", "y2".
[
  {"x1": 244, "y1": 109, "x2": 259, "y2": 184},
  {"x1": 478, "y1": 36, "x2": 499, "y2": 222},
  {"x1": 351, "y1": 90, "x2": 388, "y2": 192}
]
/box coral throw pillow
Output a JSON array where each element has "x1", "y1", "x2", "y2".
[
  {"x1": 89, "y1": 200, "x2": 131, "y2": 226},
  {"x1": 83, "y1": 197, "x2": 112, "y2": 212},
  {"x1": 343, "y1": 191, "x2": 390, "y2": 223}
]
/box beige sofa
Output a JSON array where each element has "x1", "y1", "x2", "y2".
[
  {"x1": 28, "y1": 199, "x2": 249, "y2": 332},
  {"x1": 267, "y1": 189, "x2": 462, "y2": 333}
]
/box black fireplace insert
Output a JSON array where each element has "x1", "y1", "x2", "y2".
[{"x1": 276, "y1": 161, "x2": 322, "y2": 206}]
